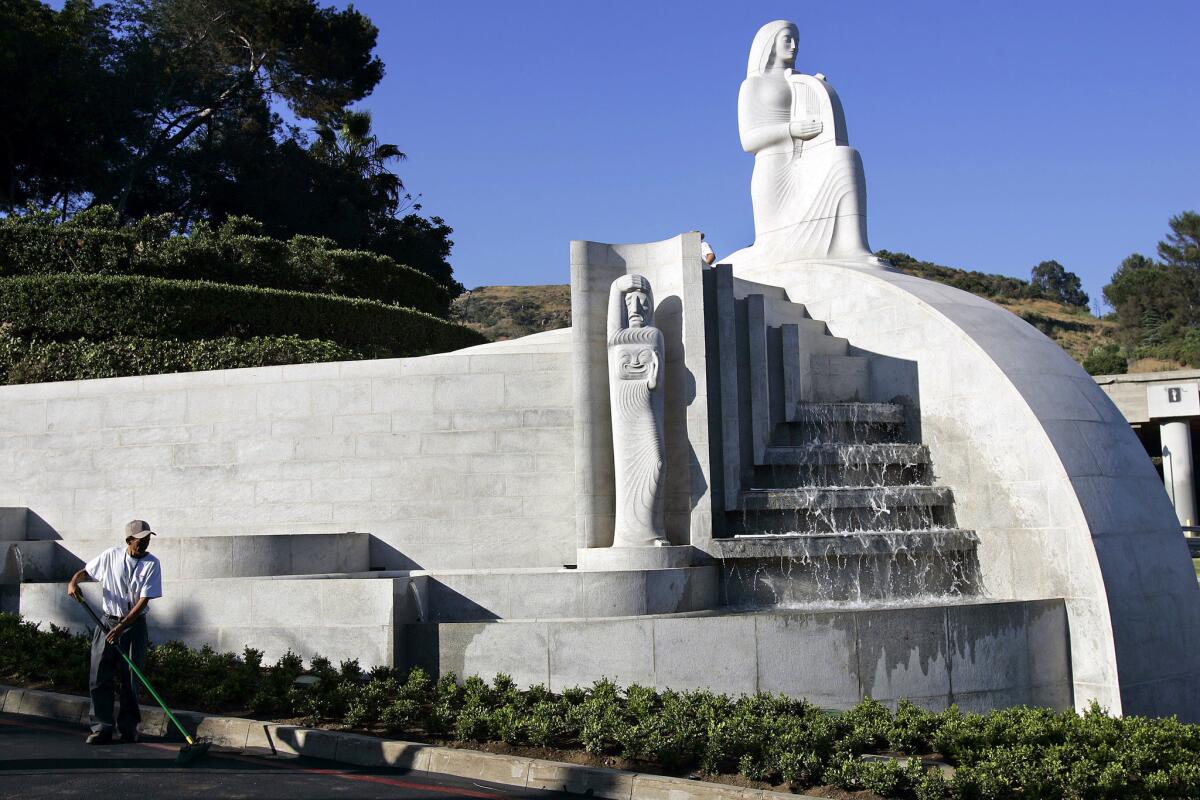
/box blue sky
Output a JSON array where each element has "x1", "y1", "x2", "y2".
[{"x1": 350, "y1": 0, "x2": 1198, "y2": 308}]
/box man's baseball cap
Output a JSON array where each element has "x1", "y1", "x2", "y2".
[{"x1": 124, "y1": 519, "x2": 156, "y2": 540}]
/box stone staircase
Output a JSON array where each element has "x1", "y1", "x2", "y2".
[
  {"x1": 702, "y1": 266, "x2": 980, "y2": 605},
  {"x1": 732, "y1": 402, "x2": 956, "y2": 535}
]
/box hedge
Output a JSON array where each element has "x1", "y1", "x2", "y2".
[
  {"x1": 0, "y1": 335, "x2": 362, "y2": 385},
  {"x1": 0, "y1": 274, "x2": 486, "y2": 357},
  {"x1": 4, "y1": 612, "x2": 1200, "y2": 800},
  {"x1": 0, "y1": 212, "x2": 451, "y2": 315}
]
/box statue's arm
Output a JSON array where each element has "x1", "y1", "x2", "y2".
[
  {"x1": 737, "y1": 79, "x2": 792, "y2": 154},
  {"x1": 607, "y1": 280, "x2": 625, "y2": 341}
]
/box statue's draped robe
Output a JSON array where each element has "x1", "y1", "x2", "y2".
[
  {"x1": 608, "y1": 326, "x2": 666, "y2": 546},
  {"x1": 737, "y1": 71, "x2": 874, "y2": 263}
]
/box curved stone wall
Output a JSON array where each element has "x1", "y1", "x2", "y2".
[{"x1": 736, "y1": 260, "x2": 1200, "y2": 720}]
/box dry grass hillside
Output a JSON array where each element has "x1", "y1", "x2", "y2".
[
  {"x1": 450, "y1": 285, "x2": 571, "y2": 342},
  {"x1": 993, "y1": 298, "x2": 1120, "y2": 365},
  {"x1": 451, "y1": 279, "x2": 1169, "y2": 374}
]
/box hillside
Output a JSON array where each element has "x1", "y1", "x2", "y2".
[
  {"x1": 450, "y1": 285, "x2": 571, "y2": 341},
  {"x1": 993, "y1": 297, "x2": 1121, "y2": 366},
  {"x1": 451, "y1": 259, "x2": 1161, "y2": 375}
]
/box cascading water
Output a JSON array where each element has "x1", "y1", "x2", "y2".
[{"x1": 715, "y1": 401, "x2": 983, "y2": 610}]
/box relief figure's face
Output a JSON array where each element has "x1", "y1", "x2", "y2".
[
  {"x1": 773, "y1": 27, "x2": 797, "y2": 68},
  {"x1": 616, "y1": 344, "x2": 655, "y2": 381},
  {"x1": 624, "y1": 289, "x2": 650, "y2": 328}
]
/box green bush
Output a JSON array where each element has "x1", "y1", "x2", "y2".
[
  {"x1": 0, "y1": 613, "x2": 90, "y2": 690},
  {"x1": 0, "y1": 334, "x2": 360, "y2": 385},
  {"x1": 6, "y1": 611, "x2": 1200, "y2": 799},
  {"x1": 0, "y1": 274, "x2": 485, "y2": 358},
  {"x1": 0, "y1": 211, "x2": 452, "y2": 314},
  {"x1": 1082, "y1": 343, "x2": 1128, "y2": 375}
]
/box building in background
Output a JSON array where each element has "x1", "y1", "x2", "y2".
[{"x1": 1096, "y1": 370, "x2": 1200, "y2": 554}]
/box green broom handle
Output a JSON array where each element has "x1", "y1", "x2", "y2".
[
  {"x1": 75, "y1": 594, "x2": 196, "y2": 745},
  {"x1": 114, "y1": 644, "x2": 195, "y2": 745}
]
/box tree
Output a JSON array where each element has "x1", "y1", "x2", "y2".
[
  {"x1": 1103, "y1": 249, "x2": 1200, "y2": 362},
  {"x1": 1158, "y1": 211, "x2": 1200, "y2": 270},
  {"x1": 1030, "y1": 260, "x2": 1089, "y2": 308},
  {"x1": 313, "y1": 110, "x2": 405, "y2": 212},
  {"x1": 0, "y1": 0, "x2": 127, "y2": 214},
  {"x1": 1, "y1": 0, "x2": 460, "y2": 290},
  {"x1": 104, "y1": 0, "x2": 384, "y2": 215}
]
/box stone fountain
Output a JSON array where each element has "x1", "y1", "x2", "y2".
[{"x1": 4, "y1": 20, "x2": 1199, "y2": 720}]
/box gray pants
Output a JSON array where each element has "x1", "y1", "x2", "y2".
[{"x1": 89, "y1": 614, "x2": 148, "y2": 735}]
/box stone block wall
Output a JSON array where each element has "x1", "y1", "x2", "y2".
[
  {"x1": 0, "y1": 339, "x2": 575, "y2": 571},
  {"x1": 21, "y1": 576, "x2": 400, "y2": 666},
  {"x1": 406, "y1": 600, "x2": 1072, "y2": 712}
]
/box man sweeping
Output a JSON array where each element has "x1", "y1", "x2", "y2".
[{"x1": 66, "y1": 520, "x2": 163, "y2": 745}]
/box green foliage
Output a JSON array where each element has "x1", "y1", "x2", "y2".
[
  {"x1": 0, "y1": 334, "x2": 358, "y2": 385},
  {"x1": 0, "y1": 613, "x2": 90, "y2": 689},
  {"x1": 6, "y1": 611, "x2": 1200, "y2": 799},
  {"x1": 1082, "y1": 343, "x2": 1128, "y2": 376},
  {"x1": 0, "y1": 273, "x2": 483, "y2": 359},
  {"x1": 1101, "y1": 212, "x2": 1200, "y2": 367},
  {"x1": 1158, "y1": 211, "x2": 1200, "y2": 270},
  {"x1": 1030, "y1": 260, "x2": 1090, "y2": 308},
  {"x1": 878, "y1": 250, "x2": 1051, "y2": 303},
  {"x1": 380, "y1": 667, "x2": 432, "y2": 732},
  {"x1": 1102, "y1": 253, "x2": 1198, "y2": 358},
  {"x1": 0, "y1": 1, "x2": 458, "y2": 289},
  {"x1": 0, "y1": 211, "x2": 451, "y2": 312}
]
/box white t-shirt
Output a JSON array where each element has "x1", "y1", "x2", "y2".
[
  {"x1": 700, "y1": 240, "x2": 715, "y2": 266},
  {"x1": 84, "y1": 546, "x2": 163, "y2": 618}
]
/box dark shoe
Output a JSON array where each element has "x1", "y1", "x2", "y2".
[
  {"x1": 117, "y1": 731, "x2": 139, "y2": 744},
  {"x1": 86, "y1": 731, "x2": 113, "y2": 745}
]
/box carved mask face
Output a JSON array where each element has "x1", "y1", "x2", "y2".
[
  {"x1": 773, "y1": 28, "x2": 797, "y2": 68},
  {"x1": 617, "y1": 345, "x2": 655, "y2": 381},
  {"x1": 624, "y1": 289, "x2": 650, "y2": 328}
]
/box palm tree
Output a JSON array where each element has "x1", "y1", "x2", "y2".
[{"x1": 312, "y1": 110, "x2": 405, "y2": 212}]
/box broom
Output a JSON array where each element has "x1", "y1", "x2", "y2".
[{"x1": 73, "y1": 592, "x2": 212, "y2": 765}]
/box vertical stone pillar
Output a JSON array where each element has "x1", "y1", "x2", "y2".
[
  {"x1": 1161, "y1": 419, "x2": 1197, "y2": 526},
  {"x1": 570, "y1": 233, "x2": 715, "y2": 558}
]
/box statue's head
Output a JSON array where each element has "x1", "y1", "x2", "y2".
[
  {"x1": 624, "y1": 285, "x2": 652, "y2": 328},
  {"x1": 747, "y1": 20, "x2": 798, "y2": 77},
  {"x1": 608, "y1": 273, "x2": 656, "y2": 334}
]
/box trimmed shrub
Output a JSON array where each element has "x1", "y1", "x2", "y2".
[
  {"x1": 0, "y1": 274, "x2": 485, "y2": 358},
  {"x1": 6, "y1": 611, "x2": 1200, "y2": 799},
  {"x1": 0, "y1": 212, "x2": 451, "y2": 314},
  {"x1": 0, "y1": 334, "x2": 359, "y2": 385}
]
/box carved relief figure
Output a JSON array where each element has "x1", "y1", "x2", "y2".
[
  {"x1": 607, "y1": 274, "x2": 668, "y2": 547},
  {"x1": 735, "y1": 20, "x2": 878, "y2": 266}
]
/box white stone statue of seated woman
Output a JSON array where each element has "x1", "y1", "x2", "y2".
[
  {"x1": 607, "y1": 274, "x2": 668, "y2": 548},
  {"x1": 723, "y1": 20, "x2": 883, "y2": 271}
]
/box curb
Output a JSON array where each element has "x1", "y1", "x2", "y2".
[{"x1": 0, "y1": 684, "x2": 818, "y2": 799}]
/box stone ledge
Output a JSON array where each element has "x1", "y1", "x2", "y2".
[
  {"x1": 0, "y1": 684, "x2": 818, "y2": 800},
  {"x1": 709, "y1": 529, "x2": 978, "y2": 559}
]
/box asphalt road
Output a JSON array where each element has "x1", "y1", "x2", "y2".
[{"x1": 0, "y1": 713, "x2": 572, "y2": 799}]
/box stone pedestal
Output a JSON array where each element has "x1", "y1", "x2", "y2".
[
  {"x1": 1161, "y1": 419, "x2": 1197, "y2": 526},
  {"x1": 575, "y1": 545, "x2": 695, "y2": 571}
]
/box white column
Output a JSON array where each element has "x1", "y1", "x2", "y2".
[{"x1": 1160, "y1": 419, "x2": 1197, "y2": 526}]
